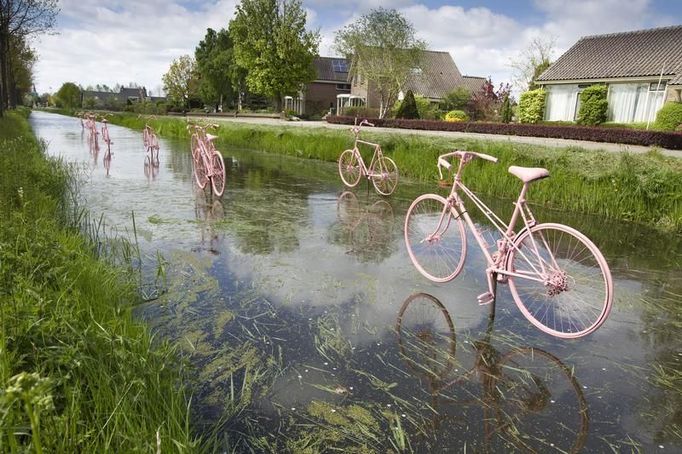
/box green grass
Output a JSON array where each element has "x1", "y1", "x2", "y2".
[
  {"x1": 47, "y1": 109, "x2": 682, "y2": 233},
  {"x1": 0, "y1": 110, "x2": 200, "y2": 452}
]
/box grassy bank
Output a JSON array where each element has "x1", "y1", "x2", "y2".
[
  {"x1": 0, "y1": 109, "x2": 199, "y2": 451},
  {"x1": 49, "y1": 109, "x2": 682, "y2": 233}
]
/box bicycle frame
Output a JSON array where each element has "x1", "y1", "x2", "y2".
[
  {"x1": 351, "y1": 138, "x2": 385, "y2": 178},
  {"x1": 436, "y1": 153, "x2": 556, "y2": 296}
]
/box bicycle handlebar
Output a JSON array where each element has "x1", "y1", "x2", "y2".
[{"x1": 437, "y1": 150, "x2": 498, "y2": 179}]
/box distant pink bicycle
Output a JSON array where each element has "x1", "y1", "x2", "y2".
[
  {"x1": 189, "y1": 123, "x2": 226, "y2": 197},
  {"x1": 100, "y1": 117, "x2": 113, "y2": 159},
  {"x1": 338, "y1": 119, "x2": 398, "y2": 195},
  {"x1": 404, "y1": 151, "x2": 613, "y2": 338},
  {"x1": 142, "y1": 122, "x2": 160, "y2": 167}
]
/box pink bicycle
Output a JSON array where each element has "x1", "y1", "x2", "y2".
[
  {"x1": 84, "y1": 112, "x2": 99, "y2": 153},
  {"x1": 338, "y1": 119, "x2": 398, "y2": 195},
  {"x1": 189, "y1": 123, "x2": 226, "y2": 197},
  {"x1": 100, "y1": 117, "x2": 113, "y2": 159},
  {"x1": 404, "y1": 151, "x2": 613, "y2": 338},
  {"x1": 142, "y1": 121, "x2": 160, "y2": 166}
]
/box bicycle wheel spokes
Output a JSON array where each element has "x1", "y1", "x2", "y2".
[
  {"x1": 508, "y1": 223, "x2": 613, "y2": 338},
  {"x1": 210, "y1": 151, "x2": 226, "y2": 197},
  {"x1": 372, "y1": 156, "x2": 398, "y2": 195},
  {"x1": 338, "y1": 149, "x2": 362, "y2": 187},
  {"x1": 404, "y1": 194, "x2": 467, "y2": 282},
  {"x1": 193, "y1": 148, "x2": 209, "y2": 189}
]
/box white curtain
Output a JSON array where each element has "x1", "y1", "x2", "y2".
[
  {"x1": 608, "y1": 83, "x2": 666, "y2": 123},
  {"x1": 545, "y1": 85, "x2": 579, "y2": 121}
]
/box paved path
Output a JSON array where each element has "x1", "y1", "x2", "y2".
[{"x1": 194, "y1": 115, "x2": 682, "y2": 158}]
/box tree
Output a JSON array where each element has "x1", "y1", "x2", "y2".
[
  {"x1": 467, "y1": 77, "x2": 512, "y2": 121},
  {"x1": 439, "y1": 87, "x2": 470, "y2": 112},
  {"x1": 162, "y1": 55, "x2": 199, "y2": 109},
  {"x1": 55, "y1": 82, "x2": 80, "y2": 108},
  {"x1": 500, "y1": 94, "x2": 513, "y2": 123},
  {"x1": 395, "y1": 89, "x2": 419, "y2": 119},
  {"x1": 229, "y1": 0, "x2": 318, "y2": 111},
  {"x1": 335, "y1": 8, "x2": 425, "y2": 119},
  {"x1": 509, "y1": 36, "x2": 556, "y2": 91},
  {"x1": 195, "y1": 28, "x2": 243, "y2": 111},
  {"x1": 0, "y1": 0, "x2": 59, "y2": 115}
]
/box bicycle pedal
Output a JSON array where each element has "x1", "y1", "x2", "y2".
[{"x1": 477, "y1": 292, "x2": 494, "y2": 305}]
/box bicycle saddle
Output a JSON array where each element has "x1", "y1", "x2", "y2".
[
  {"x1": 508, "y1": 166, "x2": 549, "y2": 183},
  {"x1": 206, "y1": 133, "x2": 219, "y2": 141}
]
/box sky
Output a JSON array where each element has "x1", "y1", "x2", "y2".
[{"x1": 32, "y1": 0, "x2": 679, "y2": 96}]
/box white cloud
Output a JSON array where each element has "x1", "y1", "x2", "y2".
[{"x1": 33, "y1": 0, "x2": 238, "y2": 93}]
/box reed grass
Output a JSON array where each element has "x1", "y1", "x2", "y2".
[
  {"x1": 0, "y1": 111, "x2": 200, "y2": 452},
  {"x1": 48, "y1": 109, "x2": 681, "y2": 233}
]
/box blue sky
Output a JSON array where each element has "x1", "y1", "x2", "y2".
[{"x1": 33, "y1": 0, "x2": 679, "y2": 95}]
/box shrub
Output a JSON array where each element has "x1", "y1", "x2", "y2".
[
  {"x1": 654, "y1": 102, "x2": 682, "y2": 131},
  {"x1": 343, "y1": 107, "x2": 380, "y2": 119},
  {"x1": 518, "y1": 89, "x2": 546, "y2": 123},
  {"x1": 439, "y1": 87, "x2": 471, "y2": 111},
  {"x1": 500, "y1": 95, "x2": 512, "y2": 123},
  {"x1": 395, "y1": 90, "x2": 419, "y2": 119},
  {"x1": 577, "y1": 84, "x2": 608, "y2": 126},
  {"x1": 444, "y1": 110, "x2": 469, "y2": 122}
]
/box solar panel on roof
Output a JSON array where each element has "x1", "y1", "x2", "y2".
[{"x1": 332, "y1": 60, "x2": 348, "y2": 73}]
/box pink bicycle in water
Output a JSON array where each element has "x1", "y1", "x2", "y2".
[
  {"x1": 100, "y1": 116, "x2": 113, "y2": 159},
  {"x1": 404, "y1": 150, "x2": 613, "y2": 338},
  {"x1": 84, "y1": 112, "x2": 99, "y2": 153},
  {"x1": 188, "y1": 123, "x2": 226, "y2": 197},
  {"x1": 338, "y1": 119, "x2": 398, "y2": 195},
  {"x1": 142, "y1": 120, "x2": 160, "y2": 167}
]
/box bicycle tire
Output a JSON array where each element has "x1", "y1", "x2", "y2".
[
  {"x1": 494, "y1": 347, "x2": 589, "y2": 453},
  {"x1": 404, "y1": 194, "x2": 467, "y2": 283},
  {"x1": 372, "y1": 156, "x2": 399, "y2": 195},
  {"x1": 193, "y1": 143, "x2": 209, "y2": 189},
  {"x1": 210, "y1": 151, "x2": 226, "y2": 197},
  {"x1": 507, "y1": 223, "x2": 613, "y2": 338},
  {"x1": 396, "y1": 293, "x2": 456, "y2": 381},
  {"x1": 338, "y1": 149, "x2": 362, "y2": 187}
]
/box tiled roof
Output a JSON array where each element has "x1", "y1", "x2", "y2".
[
  {"x1": 405, "y1": 50, "x2": 464, "y2": 99},
  {"x1": 670, "y1": 73, "x2": 682, "y2": 85},
  {"x1": 313, "y1": 57, "x2": 349, "y2": 82},
  {"x1": 461, "y1": 76, "x2": 486, "y2": 93},
  {"x1": 538, "y1": 25, "x2": 682, "y2": 82}
]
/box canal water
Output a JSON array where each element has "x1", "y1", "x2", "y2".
[{"x1": 31, "y1": 111, "x2": 681, "y2": 452}]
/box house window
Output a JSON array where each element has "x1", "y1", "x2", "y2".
[
  {"x1": 608, "y1": 83, "x2": 665, "y2": 123},
  {"x1": 545, "y1": 85, "x2": 580, "y2": 121},
  {"x1": 649, "y1": 81, "x2": 666, "y2": 91},
  {"x1": 332, "y1": 59, "x2": 348, "y2": 73},
  {"x1": 336, "y1": 84, "x2": 351, "y2": 91}
]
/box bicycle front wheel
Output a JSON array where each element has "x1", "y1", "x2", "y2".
[
  {"x1": 372, "y1": 156, "x2": 398, "y2": 195},
  {"x1": 338, "y1": 149, "x2": 362, "y2": 187},
  {"x1": 193, "y1": 149, "x2": 209, "y2": 189},
  {"x1": 507, "y1": 223, "x2": 613, "y2": 338},
  {"x1": 404, "y1": 194, "x2": 467, "y2": 283},
  {"x1": 210, "y1": 151, "x2": 226, "y2": 197}
]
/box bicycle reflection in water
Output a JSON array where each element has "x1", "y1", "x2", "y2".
[
  {"x1": 332, "y1": 191, "x2": 395, "y2": 262},
  {"x1": 194, "y1": 189, "x2": 224, "y2": 255},
  {"x1": 396, "y1": 293, "x2": 589, "y2": 452},
  {"x1": 144, "y1": 157, "x2": 159, "y2": 182}
]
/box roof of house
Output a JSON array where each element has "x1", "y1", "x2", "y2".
[
  {"x1": 313, "y1": 57, "x2": 349, "y2": 82},
  {"x1": 119, "y1": 87, "x2": 147, "y2": 98},
  {"x1": 405, "y1": 50, "x2": 465, "y2": 100},
  {"x1": 461, "y1": 75, "x2": 487, "y2": 93},
  {"x1": 537, "y1": 25, "x2": 682, "y2": 83}
]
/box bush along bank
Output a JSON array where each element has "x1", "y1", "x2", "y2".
[
  {"x1": 0, "y1": 109, "x2": 200, "y2": 452},
  {"x1": 49, "y1": 109, "x2": 682, "y2": 233}
]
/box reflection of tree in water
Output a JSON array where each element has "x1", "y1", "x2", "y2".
[
  {"x1": 637, "y1": 274, "x2": 682, "y2": 444},
  {"x1": 328, "y1": 191, "x2": 397, "y2": 263},
  {"x1": 216, "y1": 167, "x2": 311, "y2": 255},
  {"x1": 395, "y1": 293, "x2": 589, "y2": 453}
]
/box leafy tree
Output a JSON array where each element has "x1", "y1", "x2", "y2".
[
  {"x1": 162, "y1": 55, "x2": 199, "y2": 109},
  {"x1": 500, "y1": 94, "x2": 513, "y2": 123},
  {"x1": 229, "y1": 0, "x2": 318, "y2": 111},
  {"x1": 509, "y1": 36, "x2": 556, "y2": 91},
  {"x1": 55, "y1": 82, "x2": 80, "y2": 108},
  {"x1": 467, "y1": 78, "x2": 512, "y2": 121},
  {"x1": 395, "y1": 89, "x2": 419, "y2": 119},
  {"x1": 577, "y1": 84, "x2": 608, "y2": 126},
  {"x1": 439, "y1": 87, "x2": 470, "y2": 111},
  {"x1": 8, "y1": 35, "x2": 35, "y2": 105},
  {"x1": 0, "y1": 0, "x2": 58, "y2": 115},
  {"x1": 334, "y1": 8, "x2": 426, "y2": 119},
  {"x1": 195, "y1": 28, "x2": 244, "y2": 111}
]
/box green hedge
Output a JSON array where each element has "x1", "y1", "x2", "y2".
[
  {"x1": 518, "y1": 89, "x2": 546, "y2": 124},
  {"x1": 654, "y1": 101, "x2": 682, "y2": 131},
  {"x1": 577, "y1": 85, "x2": 608, "y2": 126}
]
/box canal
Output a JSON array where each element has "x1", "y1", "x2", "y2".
[{"x1": 31, "y1": 111, "x2": 681, "y2": 452}]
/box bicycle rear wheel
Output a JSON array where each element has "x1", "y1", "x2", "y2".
[
  {"x1": 507, "y1": 223, "x2": 613, "y2": 338},
  {"x1": 210, "y1": 151, "x2": 226, "y2": 197},
  {"x1": 338, "y1": 149, "x2": 362, "y2": 187},
  {"x1": 193, "y1": 148, "x2": 209, "y2": 189},
  {"x1": 372, "y1": 156, "x2": 398, "y2": 195},
  {"x1": 404, "y1": 194, "x2": 467, "y2": 282}
]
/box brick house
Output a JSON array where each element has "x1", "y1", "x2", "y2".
[
  {"x1": 537, "y1": 25, "x2": 682, "y2": 123},
  {"x1": 283, "y1": 57, "x2": 352, "y2": 116}
]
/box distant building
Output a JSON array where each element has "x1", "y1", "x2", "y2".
[
  {"x1": 537, "y1": 25, "x2": 682, "y2": 123},
  {"x1": 81, "y1": 86, "x2": 166, "y2": 108},
  {"x1": 283, "y1": 56, "x2": 353, "y2": 117}
]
